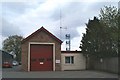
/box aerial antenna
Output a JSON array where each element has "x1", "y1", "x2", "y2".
[
  {"x1": 60, "y1": 8, "x2": 62, "y2": 39},
  {"x1": 60, "y1": 8, "x2": 62, "y2": 29},
  {"x1": 59, "y1": 8, "x2": 71, "y2": 51}
]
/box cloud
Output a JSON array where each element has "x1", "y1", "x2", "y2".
[
  {"x1": 2, "y1": 2, "x2": 27, "y2": 21},
  {"x1": 1, "y1": 18, "x2": 22, "y2": 37},
  {"x1": 6, "y1": 1, "x2": 118, "y2": 39},
  {"x1": 50, "y1": 2, "x2": 101, "y2": 40},
  {"x1": 2, "y1": 2, "x2": 27, "y2": 14},
  {"x1": 1, "y1": 1, "x2": 119, "y2": 50}
]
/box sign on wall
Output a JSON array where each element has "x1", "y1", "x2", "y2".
[{"x1": 56, "y1": 60, "x2": 60, "y2": 63}]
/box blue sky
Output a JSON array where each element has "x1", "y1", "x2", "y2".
[{"x1": 0, "y1": 0, "x2": 119, "y2": 50}]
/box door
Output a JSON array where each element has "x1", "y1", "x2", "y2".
[{"x1": 30, "y1": 44, "x2": 53, "y2": 71}]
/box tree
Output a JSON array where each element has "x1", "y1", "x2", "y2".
[
  {"x1": 3, "y1": 35, "x2": 23, "y2": 62},
  {"x1": 80, "y1": 17, "x2": 114, "y2": 58},
  {"x1": 99, "y1": 6, "x2": 118, "y2": 28},
  {"x1": 99, "y1": 6, "x2": 119, "y2": 56},
  {"x1": 80, "y1": 6, "x2": 119, "y2": 58},
  {"x1": 117, "y1": 8, "x2": 119, "y2": 57}
]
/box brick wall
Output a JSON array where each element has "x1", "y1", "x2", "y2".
[{"x1": 22, "y1": 30, "x2": 61, "y2": 71}]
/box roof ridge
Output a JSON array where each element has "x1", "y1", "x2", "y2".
[{"x1": 22, "y1": 26, "x2": 62, "y2": 43}]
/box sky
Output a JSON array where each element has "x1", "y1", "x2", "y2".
[{"x1": 0, "y1": 0, "x2": 119, "y2": 51}]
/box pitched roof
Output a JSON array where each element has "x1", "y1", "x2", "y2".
[
  {"x1": 0, "y1": 50, "x2": 13, "y2": 58},
  {"x1": 22, "y1": 26, "x2": 62, "y2": 44}
]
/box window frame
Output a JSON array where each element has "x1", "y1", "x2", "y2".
[{"x1": 65, "y1": 56, "x2": 74, "y2": 64}]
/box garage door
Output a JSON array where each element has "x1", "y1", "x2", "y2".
[{"x1": 30, "y1": 44, "x2": 53, "y2": 71}]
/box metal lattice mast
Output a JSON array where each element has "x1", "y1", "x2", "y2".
[
  {"x1": 59, "y1": 7, "x2": 71, "y2": 51},
  {"x1": 65, "y1": 34, "x2": 71, "y2": 51}
]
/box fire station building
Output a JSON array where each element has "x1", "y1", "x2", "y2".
[
  {"x1": 22, "y1": 27, "x2": 62, "y2": 71},
  {"x1": 21, "y1": 27, "x2": 86, "y2": 71}
]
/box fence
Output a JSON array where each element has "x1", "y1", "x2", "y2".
[{"x1": 87, "y1": 57, "x2": 118, "y2": 74}]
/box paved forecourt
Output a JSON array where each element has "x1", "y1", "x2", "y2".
[{"x1": 2, "y1": 70, "x2": 118, "y2": 78}]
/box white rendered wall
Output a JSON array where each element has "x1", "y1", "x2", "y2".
[{"x1": 61, "y1": 53, "x2": 86, "y2": 71}]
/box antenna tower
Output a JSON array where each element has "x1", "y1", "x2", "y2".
[
  {"x1": 59, "y1": 8, "x2": 71, "y2": 51},
  {"x1": 65, "y1": 34, "x2": 71, "y2": 51}
]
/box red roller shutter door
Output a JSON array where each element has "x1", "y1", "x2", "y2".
[{"x1": 30, "y1": 44, "x2": 53, "y2": 71}]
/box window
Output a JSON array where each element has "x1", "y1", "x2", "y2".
[{"x1": 65, "y1": 56, "x2": 74, "y2": 64}]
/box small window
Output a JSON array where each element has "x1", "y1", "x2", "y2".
[
  {"x1": 65, "y1": 56, "x2": 74, "y2": 64},
  {"x1": 65, "y1": 57, "x2": 70, "y2": 63}
]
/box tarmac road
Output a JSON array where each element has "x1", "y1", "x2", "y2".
[
  {"x1": 2, "y1": 65, "x2": 21, "y2": 72},
  {"x1": 2, "y1": 70, "x2": 118, "y2": 78},
  {"x1": 2, "y1": 65, "x2": 119, "y2": 78}
]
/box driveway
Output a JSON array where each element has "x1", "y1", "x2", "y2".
[
  {"x1": 2, "y1": 65, "x2": 21, "y2": 72},
  {"x1": 2, "y1": 70, "x2": 118, "y2": 78},
  {"x1": 2, "y1": 65, "x2": 118, "y2": 78}
]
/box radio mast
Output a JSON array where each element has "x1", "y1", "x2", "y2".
[
  {"x1": 65, "y1": 34, "x2": 71, "y2": 51},
  {"x1": 59, "y1": 8, "x2": 71, "y2": 51}
]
